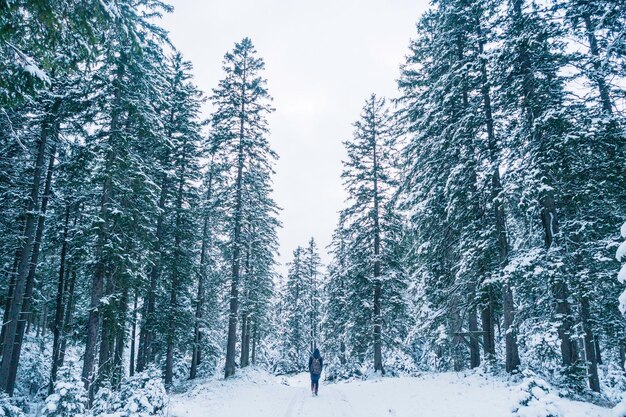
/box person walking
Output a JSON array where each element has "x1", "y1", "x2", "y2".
[{"x1": 308, "y1": 348, "x2": 323, "y2": 396}]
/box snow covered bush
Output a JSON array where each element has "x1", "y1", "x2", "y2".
[
  {"x1": 380, "y1": 348, "x2": 419, "y2": 377},
  {"x1": 512, "y1": 370, "x2": 563, "y2": 417},
  {"x1": 14, "y1": 335, "x2": 51, "y2": 397},
  {"x1": 0, "y1": 393, "x2": 25, "y2": 417},
  {"x1": 90, "y1": 384, "x2": 116, "y2": 416},
  {"x1": 614, "y1": 392, "x2": 626, "y2": 417},
  {"x1": 43, "y1": 368, "x2": 89, "y2": 417},
  {"x1": 617, "y1": 222, "x2": 626, "y2": 313},
  {"x1": 92, "y1": 366, "x2": 168, "y2": 417}
]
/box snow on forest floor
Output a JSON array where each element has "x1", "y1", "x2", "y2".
[{"x1": 168, "y1": 368, "x2": 612, "y2": 417}]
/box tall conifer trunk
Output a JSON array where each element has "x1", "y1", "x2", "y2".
[
  {"x1": 83, "y1": 59, "x2": 125, "y2": 396},
  {"x1": 468, "y1": 306, "x2": 480, "y2": 369},
  {"x1": 371, "y1": 98, "x2": 384, "y2": 375},
  {"x1": 8, "y1": 140, "x2": 58, "y2": 393},
  {"x1": 191, "y1": 158, "x2": 216, "y2": 379},
  {"x1": 137, "y1": 173, "x2": 168, "y2": 373},
  {"x1": 0, "y1": 97, "x2": 61, "y2": 394},
  {"x1": 225, "y1": 53, "x2": 248, "y2": 379},
  {"x1": 165, "y1": 138, "x2": 188, "y2": 388},
  {"x1": 50, "y1": 203, "x2": 70, "y2": 393}
]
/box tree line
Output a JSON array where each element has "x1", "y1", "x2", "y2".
[
  {"x1": 0, "y1": 0, "x2": 279, "y2": 408},
  {"x1": 313, "y1": 0, "x2": 626, "y2": 394}
]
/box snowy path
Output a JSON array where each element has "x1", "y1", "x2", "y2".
[{"x1": 168, "y1": 369, "x2": 611, "y2": 417}]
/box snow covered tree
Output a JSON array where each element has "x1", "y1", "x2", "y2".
[
  {"x1": 322, "y1": 219, "x2": 351, "y2": 378},
  {"x1": 278, "y1": 243, "x2": 318, "y2": 372},
  {"x1": 331, "y1": 94, "x2": 407, "y2": 374},
  {"x1": 396, "y1": 0, "x2": 501, "y2": 371},
  {"x1": 238, "y1": 162, "x2": 280, "y2": 369},
  {"x1": 304, "y1": 238, "x2": 323, "y2": 352},
  {"x1": 156, "y1": 53, "x2": 205, "y2": 388},
  {"x1": 209, "y1": 37, "x2": 277, "y2": 378},
  {"x1": 189, "y1": 141, "x2": 231, "y2": 379},
  {"x1": 43, "y1": 367, "x2": 89, "y2": 417}
]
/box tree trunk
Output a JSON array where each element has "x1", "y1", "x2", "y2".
[
  {"x1": 225, "y1": 65, "x2": 248, "y2": 379},
  {"x1": 339, "y1": 340, "x2": 346, "y2": 365},
  {"x1": 593, "y1": 336, "x2": 602, "y2": 365},
  {"x1": 59, "y1": 268, "x2": 77, "y2": 368},
  {"x1": 129, "y1": 291, "x2": 138, "y2": 377},
  {"x1": 245, "y1": 319, "x2": 252, "y2": 366},
  {"x1": 50, "y1": 203, "x2": 70, "y2": 393},
  {"x1": 481, "y1": 295, "x2": 496, "y2": 360},
  {"x1": 0, "y1": 248, "x2": 21, "y2": 354},
  {"x1": 502, "y1": 283, "x2": 520, "y2": 372},
  {"x1": 468, "y1": 307, "x2": 480, "y2": 369},
  {"x1": 112, "y1": 286, "x2": 128, "y2": 387},
  {"x1": 251, "y1": 321, "x2": 257, "y2": 365},
  {"x1": 40, "y1": 285, "x2": 49, "y2": 338},
  {"x1": 98, "y1": 269, "x2": 116, "y2": 383},
  {"x1": 371, "y1": 98, "x2": 384, "y2": 375},
  {"x1": 190, "y1": 157, "x2": 215, "y2": 379},
  {"x1": 582, "y1": 12, "x2": 613, "y2": 115},
  {"x1": 165, "y1": 143, "x2": 187, "y2": 388},
  {"x1": 8, "y1": 140, "x2": 58, "y2": 394},
  {"x1": 165, "y1": 267, "x2": 178, "y2": 388},
  {"x1": 0, "y1": 97, "x2": 60, "y2": 394},
  {"x1": 580, "y1": 296, "x2": 600, "y2": 392},
  {"x1": 137, "y1": 174, "x2": 168, "y2": 373},
  {"x1": 553, "y1": 280, "x2": 578, "y2": 366},
  {"x1": 240, "y1": 313, "x2": 249, "y2": 368}
]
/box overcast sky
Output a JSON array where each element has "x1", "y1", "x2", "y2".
[{"x1": 161, "y1": 0, "x2": 428, "y2": 274}]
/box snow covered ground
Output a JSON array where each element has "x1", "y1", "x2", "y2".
[{"x1": 168, "y1": 368, "x2": 611, "y2": 417}]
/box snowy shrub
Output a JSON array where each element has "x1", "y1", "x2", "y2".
[
  {"x1": 272, "y1": 358, "x2": 299, "y2": 375},
  {"x1": 43, "y1": 368, "x2": 89, "y2": 417},
  {"x1": 93, "y1": 366, "x2": 168, "y2": 417},
  {"x1": 0, "y1": 393, "x2": 25, "y2": 417},
  {"x1": 90, "y1": 383, "x2": 116, "y2": 416},
  {"x1": 601, "y1": 364, "x2": 626, "y2": 403},
  {"x1": 613, "y1": 392, "x2": 626, "y2": 417},
  {"x1": 617, "y1": 222, "x2": 626, "y2": 313},
  {"x1": 381, "y1": 348, "x2": 419, "y2": 377},
  {"x1": 14, "y1": 336, "x2": 51, "y2": 397},
  {"x1": 323, "y1": 358, "x2": 363, "y2": 381},
  {"x1": 512, "y1": 370, "x2": 563, "y2": 417}
]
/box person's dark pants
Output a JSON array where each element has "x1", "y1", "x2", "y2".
[{"x1": 311, "y1": 373, "x2": 320, "y2": 394}]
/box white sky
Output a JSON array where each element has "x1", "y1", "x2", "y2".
[{"x1": 161, "y1": 0, "x2": 428, "y2": 274}]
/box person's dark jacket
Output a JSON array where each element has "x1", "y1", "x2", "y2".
[{"x1": 308, "y1": 348, "x2": 323, "y2": 374}]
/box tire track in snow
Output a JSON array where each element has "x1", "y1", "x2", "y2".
[
  {"x1": 283, "y1": 387, "x2": 306, "y2": 417},
  {"x1": 327, "y1": 385, "x2": 352, "y2": 417},
  {"x1": 283, "y1": 384, "x2": 351, "y2": 417}
]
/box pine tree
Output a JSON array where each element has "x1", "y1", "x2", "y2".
[
  {"x1": 304, "y1": 238, "x2": 322, "y2": 351},
  {"x1": 494, "y1": 0, "x2": 582, "y2": 381},
  {"x1": 322, "y1": 218, "x2": 351, "y2": 377},
  {"x1": 338, "y1": 94, "x2": 404, "y2": 374},
  {"x1": 396, "y1": 1, "x2": 498, "y2": 371},
  {"x1": 278, "y1": 239, "x2": 321, "y2": 372},
  {"x1": 210, "y1": 38, "x2": 277, "y2": 378},
  {"x1": 158, "y1": 53, "x2": 204, "y2": 388}
]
